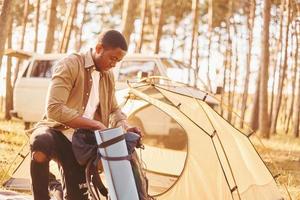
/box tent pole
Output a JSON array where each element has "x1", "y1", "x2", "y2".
[{"x1": 211, "y1": 136, "x2": 236, "y2": 200}]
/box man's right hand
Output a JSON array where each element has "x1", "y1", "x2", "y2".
[
  {"x1": 91, "y1": 120, "x2": 107, "y2": 130},
  {"x1": 65, "y1": 116, "x2": 107, "y2": 130}
]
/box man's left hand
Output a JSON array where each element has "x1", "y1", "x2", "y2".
[{"x1": 126, "y1": 127, "x2": 144, "y2": 137}]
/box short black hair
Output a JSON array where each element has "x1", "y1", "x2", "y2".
[{"x1": 98, "y1": 30, "x2": 128, "y2": 51}]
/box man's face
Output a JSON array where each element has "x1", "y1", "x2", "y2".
[{"x1": 94, "y1": 44, "x2": 126, "y2": 72}]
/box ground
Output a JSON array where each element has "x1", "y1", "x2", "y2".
[
  {"x1": 0, "y1": 117, "x2": 299, "y2": 199},
  {"x1": 252, "y1": 135, "x2": 300, "y2": 199}
]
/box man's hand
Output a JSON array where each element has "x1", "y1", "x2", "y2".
[
  {"x1": 65, "y1": 116, "x2": 107, "y2": 130},
  {"x1": 91, "y1": 120, "x2": 107, "y2": 130},
  {"x1": 126, "y1": 126, "x2": 144, "y2": 137}
]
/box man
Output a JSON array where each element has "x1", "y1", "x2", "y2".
[{"x1": 30, "y1": 30, "x2": 141, "y2": 200}]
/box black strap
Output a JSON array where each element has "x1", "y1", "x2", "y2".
[
  {"x1": 100, "y1": 154, "x2": 132, "y2": 161},
  {"x1": 98, "y1": 134, "x2": 125, "y2": 148}
]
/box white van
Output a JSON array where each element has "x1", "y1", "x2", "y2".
[{"x1": 7, "y1": 51, "x2": 211, "y2": 127}]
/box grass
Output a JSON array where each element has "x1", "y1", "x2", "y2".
[
  {"x1": 251, "y1": 134, "x2": 300, "y2": 199},
  {"x1": 0, "y1": 117, "x2": 299, "y2": 199}
]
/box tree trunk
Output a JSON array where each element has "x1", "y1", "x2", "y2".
[
  {"x1": 206, "y1": 0, "x2": 213, "y2": 92},
  {"x1": 292, "y1": 22, "x2": 299, "y2": 138},
  {"x1": 189, "y1": 0, "x2": 199, "y2": 66},
  {"x1": 136, "y1": 0, "x2": 147, "y2": 53},
  {"x1": 121, "y1": 0, "x2": 138, "y2": 44},
  {"x1": 270, "y1": 0, "x2": 291, "y2": 135},
  {"x1": 33, "y1": 0, "x2": 40, "y2": 52},
  {"x1": 285, "y1": 24, "x2": 297, "y2": 133},
  {"x1": 230, "y1": 22, "x2": 239, "y2": 125},
  {"x1": 5, "y1": 16, "x2": 13, "y2": 120},
  {"x1": 220, "y1": 27, "x2": 230, "y2": 117},
  {"x1": 194, "y1": 34, "x2": 200, "y2": 88},
  {"x1": 250, "y1": 74, "x2": 260, "y2": 131},
  {"x1": 240, "y1": 0, "x2": 256, "y2": 128},
  {"x1": 76, "y1": 0, "x2": 88, "y2": 52},
  {"x1": 258, "y1": 0, "x2": 271, "y2": 138},
  {"x1": 154, "y1": 0, "x2": 166, "y2": 54},
  {"x1": 59, "y1": 0, "x2": 79, "y2": 53},
  {"x1": 13, "y1": 0, "x2": 29, "y2": 84},
  {"x1": 225, "y1": 0, "x2": 233, "y2": 122},
  {"x1": 226, "y1": 24, "x2": 233, "y2": 123},
  {"x1": 0, "y1": 0, "x2": 14, "y2": 71},
  {"x1": 269, "y1": 0, "x2": 285, "y2": 119},
  {"x1": 44, "y1": 0, "x2": 58, "y2": 53},
  {"x1": 170, "y1": 17, "x2": 179, "y2": 56},
  {"x1": 189, "y1": 0, "x2": 199, "y2": 86},
  {"x1": 181, "y1": 23, "x2": 188, "y2": 61},
  {"x1": 292, "y1": 76, "x2": 300, "y2": 137}
]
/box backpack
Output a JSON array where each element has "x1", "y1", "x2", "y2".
[{"x1": 72, "y1": 128, "x2": 153, "y2": 200}]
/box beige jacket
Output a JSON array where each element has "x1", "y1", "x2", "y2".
[{"x1": 35, "y1": 49, "x2": 127, "y2": 132}]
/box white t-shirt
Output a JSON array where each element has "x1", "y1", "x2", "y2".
[
  {"x1": 64, "y1": 69, "x2": 100, "y2": 141},
  {"x1": 83, "y1": 69, "x2": 100, "y2": 119}
]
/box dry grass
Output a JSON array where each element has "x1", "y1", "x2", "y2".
[
  {"x1": 0, "y1": 118, "x2": 28, "y2": 185},
  {"x1": 251, "y1": 134, "x2": 300, "y2": 199},
  {"x1": 0, "y1": 117, "x2": 299, "y2": 199}
]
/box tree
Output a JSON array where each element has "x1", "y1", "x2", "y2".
[
  {"x1": 240, "y1": 0, "x2": 256, "y2": 129},
  {"x1": 33, "y1": 0, "x2": 40, "y2": 52},
  {"x1": 59, "y1": 0, "x2": 79, "y2": 53},
  {"x1": 0, "y1": 0, "x2": 15, "y2": 70},
  {"x1": 154, "y1": 0, "x2": 166, "y2": 53},
  {"x1": 76, "y1": 0, "x2": 88, "y2": 52},
  {"x1": 189, "y1": 0, "x2": 199, "y2": 66},
  {"x1": 206, "y1": 0, "x2": 213, "y2": 91},
  {"x1": 5, "y1": 11, "x2": 13, "y2": 120},
  {"x1": 44, "y1": 0, "x2": 58, "y2": 53},
  {"x1": 250, "y1": 74, "x2": 260, "y2": 131},
  {"x1": 285, "y1": 22, "x2": 298, "y2": 133},
  {"x1": 230, "y1": 21, "x2": 239, "y2": 125},
  {"x1": 258, "y1": 0, "x2": 271, "y2": 138},
  {"x1": 136, "y1": 0, "x2": 147, "y2": 53},
  {"x1": 292, "y1": 21, "x2": 300, "y2": 138},
  {"x1": 269, "y1": 0, "x2": 285, "y2": 119},
  {"x1": 226, "y1": 24, "x2": 233, "y2": 123},
  {"x1": 121, "y1": 0, "x2": 139, "y2": 44},
  {"x1": 13, "y1": 0, "x2": 29, "y2": 84},
  {"x1": 270, "y1": 0, "x2": 291, "y2": 135},
  {"x1": 189, "y1": 0, "x2": 199, "y2": 86}
]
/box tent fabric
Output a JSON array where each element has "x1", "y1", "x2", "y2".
[
  {"x1": 0, "y1": 189, "x2": 32, "y2": 200},
  {"x1": 128, "y1": 82, "x2": 283, "y2": 199},
  {"x1": 3, "y1": 80, "x2": 283, "y2": 200}
]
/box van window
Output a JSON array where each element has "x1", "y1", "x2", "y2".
[
  {"x1": 118, "y1": 61, "x2": 160, "y2": 81},
  {"x1": 30, "y1": 60, "x2": 57, "y2": 78}
]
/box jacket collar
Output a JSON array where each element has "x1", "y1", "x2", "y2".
[
  {"x1": 84, "y1": 48, "x2": 96, "y2": 69},
  {"x1": 84, "y1": 48, "x2": 106, "y2": 77}
]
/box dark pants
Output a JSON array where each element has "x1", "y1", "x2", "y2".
[{"x1": 30, "y1": 127, "x2": 88, "y2": 200}]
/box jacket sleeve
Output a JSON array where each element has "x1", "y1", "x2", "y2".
[
  {"x1": 108, "y1": 72, "x2": 129, "y2": 129},
  {"x1": 46, "y1": 57, "x2": 80, "y2": 123}
]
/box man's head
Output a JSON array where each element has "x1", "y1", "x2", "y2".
[{"x1": 93, "y1": 30, "x2": 127, "y2": 72}]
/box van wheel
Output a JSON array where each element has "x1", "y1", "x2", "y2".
[{"x1": 24, "y1": 122, "x2": 32, "y2": 130}]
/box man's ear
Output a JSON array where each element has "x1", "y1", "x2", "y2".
[{"x1": 95, "y1": 43, "x2": 103, "y2": 54}]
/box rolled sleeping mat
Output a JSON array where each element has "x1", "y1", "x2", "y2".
[{"x1": 95, "y1": 127, "x2": 139, "y2": 200}]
